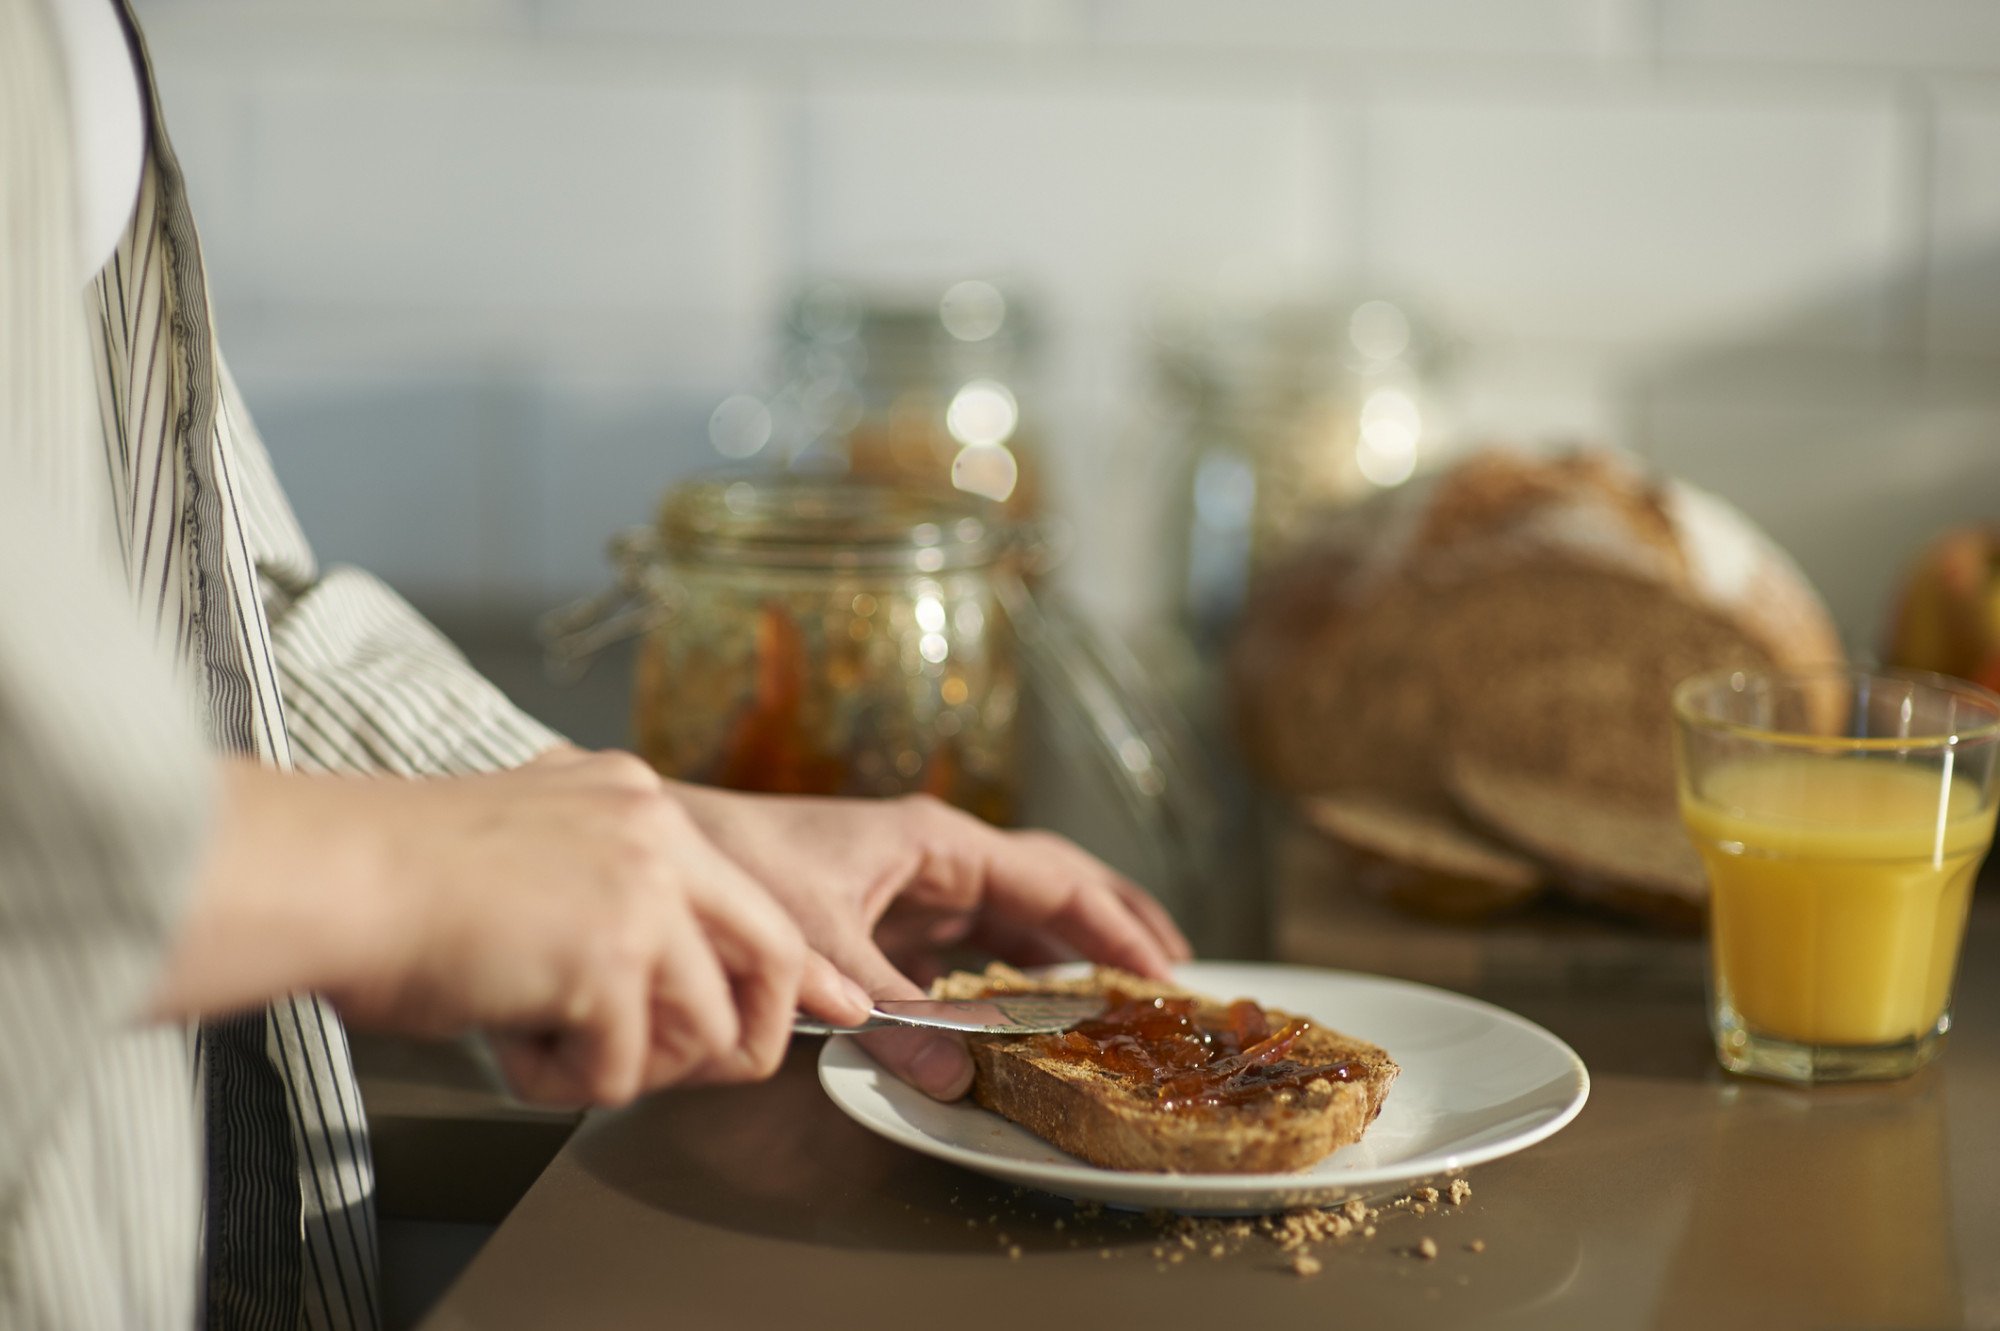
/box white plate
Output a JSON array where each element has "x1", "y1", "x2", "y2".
[{"x1": 817, "y1": 961, "x2": 1589, "y2": 1215}]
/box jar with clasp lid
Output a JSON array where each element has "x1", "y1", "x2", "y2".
[
  {"x1": 550, "y1": 473, "x2": 1018, "y2": 820},
  {"x1": 545, "y1": 470, "x2": 1222, "y2": 937}
]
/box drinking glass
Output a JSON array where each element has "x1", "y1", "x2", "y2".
[{"x1": 1673, "y1": 667, "x2": 2000, "y2": 1083}]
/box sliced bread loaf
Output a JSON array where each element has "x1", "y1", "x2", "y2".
[{"x1": 1231, "y1": 447, "x2": 1843, "y2": 925}]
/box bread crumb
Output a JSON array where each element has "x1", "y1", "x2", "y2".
[
  {"x1": 1449, "y1": 1179, "x2": 1472, "y2": 1206},
  {"x1": 1342, "y1": 1199, "x2": 1367, "y2": 1224},
  {"x1": 1412, "y1": 1203, "x2": 1428, "y2": 1216},
  {"x1": 1291, "y1": 1253, "x2": 1323, "y2": 1277},
  {"x1": 1467, "y1": 1239, "x2": 1486, "y2": 1254},
  {"x1": 1416, "y1": 1237, "x2": 1438, "y2": 1261},
  {"x1": 1210, "y1": 1245, "x2": 1226, "y2": 1259},
  {"x1": 1169, "y1": 1251, "x2": 1184, "y2": 1265},
  {"x1": 1008, "y1": 1246, "x2": 1022, "y2": 1261},
  {"x1": 1363, "y1": 1225, "x2": 1376, "y2": 1238}
]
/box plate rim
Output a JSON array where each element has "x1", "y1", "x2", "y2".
[{"x1": 816, "y1": 960, "x2": 1590, "y2": 1197}]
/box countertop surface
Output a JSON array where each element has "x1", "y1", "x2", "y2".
[{"x1": 408, "y1": 899, "x2": 2000, "y2": 1331}]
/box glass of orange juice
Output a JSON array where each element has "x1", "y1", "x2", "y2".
[{"x1": 1673, "y1": 667, "x2": 2000, "y2": 1083}]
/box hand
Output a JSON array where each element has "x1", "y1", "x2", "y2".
[
  {"x1": 667, "y1": 784, "x2": 1193, "y2": 1100},
  {"x1": 155, "y1": 751, "x2": 872, "y2": 1107}
]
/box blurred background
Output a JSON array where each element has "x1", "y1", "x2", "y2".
[
  {"x1": 132, "y1": 0, "x2": 2000, "y2": 656},
  {"x1": 125, "y1": 11, "x2": 2000, "y2": 1316}
]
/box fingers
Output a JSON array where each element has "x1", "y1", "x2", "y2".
[
  {"x1": 486, "y1": 964, "x2": 650, "y2": 1107},
  {"x1": 522, "y1": 742, "x2": 591, "y2": 769},
  {"x1": 798, "y1": 949, "x2": 876, "y2": 1027},
  {"x1": 1107, "y1": 874, "x2": 1194, "y2": 963},
  {"x1": 663, "y1": 827, "x2": 820, "y2": 1087},
  {"x1": 943, "y1": 818, "x2": 1181, "y2": 981},
  {"x1": 826, "y1": 935, "x2": 974, "y2": 1102}
]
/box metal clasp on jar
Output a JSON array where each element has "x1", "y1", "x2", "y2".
[{"x1": 538, "y1": 527, "x2": 684, "y2": 683}]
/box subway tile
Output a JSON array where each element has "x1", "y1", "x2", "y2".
[
  {"x1": 1631, "y1": 357, "x2": 2000, "y2": 645},
  {"x1": 1661, "y1": 0, "x2": 2000, "y2": 73},
  {"x1": 542, "y1": 0, "x2": 1087, "y2": 47},
  {"x1": 239, "y1": 374, "x2": 540, "y2": 617},
  {"x1": 240, "y1": 63, "x2": 778, "y2": 319},
  {"x1": 526, "y1": 383, "x2": 740, "y2": 606},
  {"x1": 1928, "y1": 93, "x2": 2000, "y2": 356},
  {"x1": 800, "y1": 78, "x2": 1349, "y2": 323},
  {"x1": 1360, "y1": 89, "x2": 1909, "y2": 352},
  {"x1": 1091, "y1": 0, "x2": 1643, "y2": 62},
  {"x1": 133, "y1": 0, "x2": 534, "y2": 39}
]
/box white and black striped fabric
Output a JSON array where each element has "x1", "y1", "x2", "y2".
[
  {"x1": 4, "y1": 1, "x2": 561, "y2": 1326},
  {"x1": 1, "y1": 4, "x2": 209, "y2": 1326}
]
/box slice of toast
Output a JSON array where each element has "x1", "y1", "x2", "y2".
[
  {"x1": 1445, "y1": 755, "x2": 1707, "y2": 932},
  {"x1": 1302, "y1": 792, "x2": 1547, "y2": 921},
  {"x1": 932, "y1": 964, "x2": 1398, "y2": 1174}
]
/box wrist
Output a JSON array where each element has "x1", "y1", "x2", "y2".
[{"x1": 151, "y1": 762, "x2": 406, "y2": 1019}]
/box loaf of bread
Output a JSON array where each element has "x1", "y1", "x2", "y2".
[
  {"x1": 1230, "y1": 447, "x2": 1843, "y2": 924},
  {"x1": 934, "y1": 964, "x2": 1398, "y2": 1174}
]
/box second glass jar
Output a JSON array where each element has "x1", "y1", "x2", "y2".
[{"x1": 626, "y1": 474, "x2": 1020, "y2": 825}]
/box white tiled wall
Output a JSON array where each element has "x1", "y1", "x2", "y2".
[
  {"x1": 1931, "y1": 90, "x2": 2000, "y2": 357},
  {"x1": 133, "y1": 0, "x2": 2000, "y2": 649},
  {"x1": 1360, "y1": 86, "x2": 1909, "y2": 350},
  {"x1": 799, "y1": 77, "x2": 1340, "y2": 309},
  {"x1": 1658, "y1": 1, "x2": 2000, "y2": 72}
]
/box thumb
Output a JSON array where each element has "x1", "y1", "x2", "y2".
[{"x1": 834, "y1": 937, "x2": 974, "y2": 1102}]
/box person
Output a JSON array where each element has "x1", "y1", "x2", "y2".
[{"x1": 0, "y1": 1, "x2": 1193, "y2": 1326}]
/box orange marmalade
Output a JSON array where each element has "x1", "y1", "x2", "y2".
[{"x1": 1022, "y1": 990, "x2": 1361, "y2": 1114}]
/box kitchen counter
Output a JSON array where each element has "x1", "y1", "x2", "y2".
[{"x1": 408, "y1": 898, "x2": 2000, "y2": 1331}]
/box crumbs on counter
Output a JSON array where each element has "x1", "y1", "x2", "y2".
[{"x1": 942, "y1": 1175, "x2": 1476, "y2": 1274}]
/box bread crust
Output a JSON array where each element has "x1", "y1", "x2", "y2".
[{"x1": 933, "y1": 965, "x2": 1398, "y2": 1174}]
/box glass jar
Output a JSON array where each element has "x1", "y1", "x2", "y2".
[
  {"x1": 550, "y1": 474, "x2": 1019, "y2": 821},
  {"x1": 1145, "y1": 296, "x2": 1451, "y2": 648},
  {"x1": 545, "y1": 470, "x2": 1226, "y2": 940},
  {"x1": 716, "y1": 279, "x2": 1044, "y2": 519}
]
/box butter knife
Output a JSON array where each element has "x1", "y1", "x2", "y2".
[{"x1": 793, "y1": 994, "x2": 1104, "y2": 1037}]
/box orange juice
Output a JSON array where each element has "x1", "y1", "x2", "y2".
[{"x1": 1680, "y1": 755, "x2": 1996, "y2": 1046}]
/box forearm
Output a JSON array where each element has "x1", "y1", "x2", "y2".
[
  {"x1": 268, "y1": 567, "x2": 562, "y2": 777},
  {"x1": 147, "y1": 759, "x2": 395, "y2": 1021}
]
